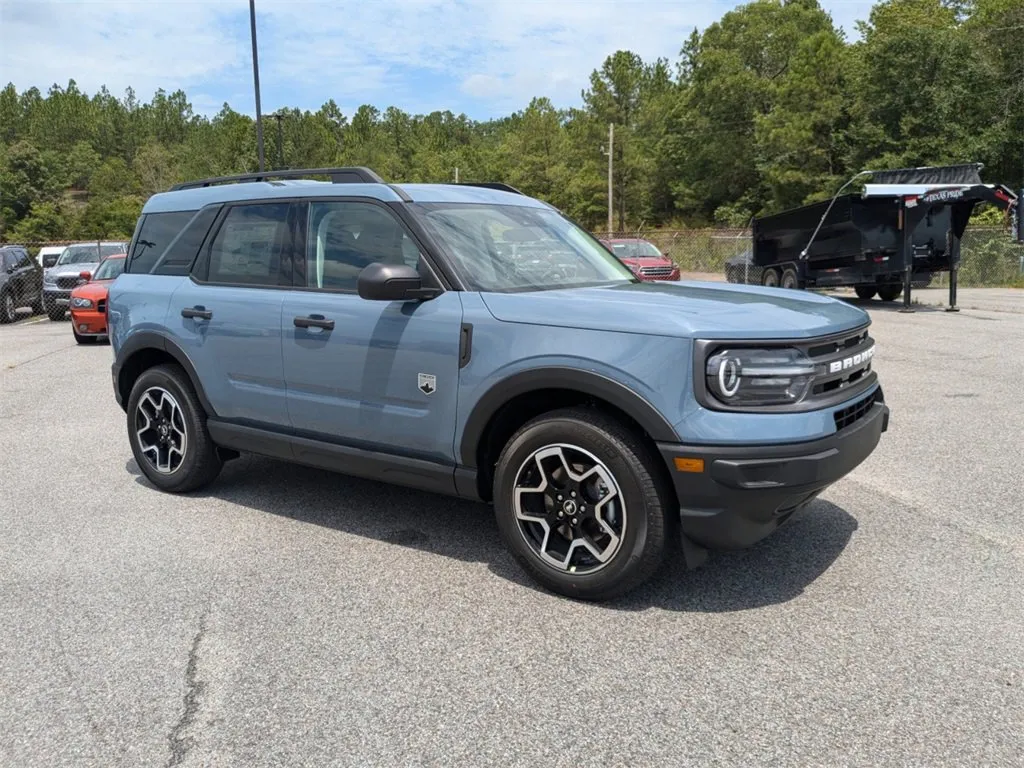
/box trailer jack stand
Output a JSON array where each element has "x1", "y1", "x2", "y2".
[
  {"x1": 898, "y1": 265, "x2": 915, "y2": 313},
  {"x1": 946, "y1": 239, "x2": 960, "y2": 312}
]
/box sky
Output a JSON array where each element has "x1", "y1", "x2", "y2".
[{"x1": 0, "y1": 0, "x2": 877, "y2": 121}]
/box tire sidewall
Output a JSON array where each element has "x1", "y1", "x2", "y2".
[
  {"x1": 1, "y1": 292, "x2": 14, "y2": 323},
  {"x1": 493, "y1": 415, "x2": 656, "y2": 597},
  {"x1": 126, "y1": 366, "x2": 207, "y2": 492}
]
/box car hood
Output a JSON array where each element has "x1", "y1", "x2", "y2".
[
  {"x1": 70, "y1": 280, "x2": 112, "y2": 300},
  {"x1": 479, "y1": 280, "x2": 869, "y2": 340},
  {"x1": 619, "y1": 256, "x2": 674, "y2": 268},
  {"x1": 46, "y1": 262, "x2": 101, "y2": 279}
]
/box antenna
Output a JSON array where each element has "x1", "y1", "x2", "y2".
[{"x1": 798, "y1": 170, "x2": 875, "y2": 260}]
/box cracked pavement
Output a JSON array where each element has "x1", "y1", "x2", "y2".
[{"x1": 1, "y1": 299, "x2": 1022, "y2": 767}]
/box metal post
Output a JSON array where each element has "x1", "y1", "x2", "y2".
[
  {"x1": 455, "y1": 167, "x2": 459, "y2": 183},
  {"x1": 249, "y1": 0, "x2": 265, "y2": 172},
  {"x1": 607, "y1": 122, "x2": 614, "y2": 236},
  {"x1": 898, "y1": 200, "x2": 915, "y2": 313},
  {"x1": 946, "y1": 229, "x2": 960, "y2": 312}
]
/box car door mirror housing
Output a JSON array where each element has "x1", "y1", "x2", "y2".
[
  {"x1": 79, "y1": 271, "x2": 92, "y2": 282},
  {"x1": 357, "y1": 262, "x2": 439, "y2": 301}
]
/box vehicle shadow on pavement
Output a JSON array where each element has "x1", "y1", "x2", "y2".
[{"x1": 127, "y1": 455, "x2": 857, "y2": 612}]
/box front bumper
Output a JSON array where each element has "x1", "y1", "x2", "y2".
[
  {"x1": 658, "y1": 397, "x2": 889, "y2": 551},
  {"x1": 69, "y1": 308, "x2": 107, "y2": 335},
  {"x1": 43, "y1": 288, "x2": 72, "y2": 306}
]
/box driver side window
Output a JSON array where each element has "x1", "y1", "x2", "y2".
[{"x1": 304, "y1": 202, "x2": 423, "y2": 292}]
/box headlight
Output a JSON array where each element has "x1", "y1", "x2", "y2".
[
  {"x1": 71, "y1": 297, "x2": 93, "y2": 309},
  {"x1": 43, "y1": 273, "x2": 56, "y2": 284},
  {"x1": 705, "y1": 347, "x2": 818, "y2": 406}
]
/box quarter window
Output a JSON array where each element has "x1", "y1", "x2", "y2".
[
  {"x1": 304, "y1": 201, "x2": 423, "y2": 291},
  {"x1": 128, "y1": 212, "x2": 195, "y2": 273},
  {"x1": 207, "y1": 203, "x2": 292, "y2": 286}
]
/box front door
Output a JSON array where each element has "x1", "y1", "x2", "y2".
[
  {"x1": 169, "y1": 201, "x2": 299, "y2": 429},
  {"x1": 282, "y1": 200, "x2": 463, "y2": 465}
]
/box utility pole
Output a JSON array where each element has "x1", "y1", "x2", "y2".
[
  {"x1": 603, "y1": 122, "x2": 614, "y2": 236},
  {"x1": 273, "y1": 112, "x2": 284, "y2": 169},
  {"x1": 249, "y1": 0, "x2": 265, "y2": 172}
]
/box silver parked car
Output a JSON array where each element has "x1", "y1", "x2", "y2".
[{"x1": 43, "y1": 241, "x2": 127, "y2": 320}]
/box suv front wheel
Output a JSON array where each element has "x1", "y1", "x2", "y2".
[
  {"x1": 126, "y1": 363, "x2": 223, "y2": 493},
  {"x1": 493, "y1": 407, "x2": 670, "y2": 600}
]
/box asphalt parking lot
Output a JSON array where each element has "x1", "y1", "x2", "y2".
[{"x1": 2, "y1": 297, "x2": 1022, "y2": 767}]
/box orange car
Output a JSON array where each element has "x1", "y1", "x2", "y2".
[{"x1": 69, "y1": 253, "x2": 126, "y2": 344}]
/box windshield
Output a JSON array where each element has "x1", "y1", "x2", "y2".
[
  {"x1": 57, "y1": 244, "x2": 124, "y2": 265},
  {"x1": 93, "y1": 256, "x2": 126, "y2": 280},
  {"x1": 410, "y1": 203, "x2": 635, "y2": 292},
  {"x1": 609, "y1": 240, "x2": 661, "y2": 258}
]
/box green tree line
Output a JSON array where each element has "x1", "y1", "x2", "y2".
[{"x1": 1, "y1": 0, "x2": 1021, "y2": 243}]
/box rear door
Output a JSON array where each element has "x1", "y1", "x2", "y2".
[
  {"x1": 281, "y1": 199, "x2": 463, "y2": 465},
  {"x1": 170, "y1": 201, "x2": 300, "y2": 429}
]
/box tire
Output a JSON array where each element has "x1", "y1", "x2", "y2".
[
  {"x1": 854, "y1": 286, "x2": 877, "y2": 300},
  {"x1": 761, "y1": 268, "x2": 779, "y2": 287},
  {"x1": 781, "y1": 267, "x2": 799, "y2": 289},
  {"x1": 0, "y1": 292, "x2": 15, "y2": 324},
  {"x1": 31, "y1": 295, "x2": 44, "y2": 315},
  {"x1": 725, "y1": 266, "x2": 738, "y2": 283},
  {"x1": 126, "y1": 363, "x2": 223, "y2": 493},
  {"x1": 877, "y1": 284, "x2": 903, "y2": 302},
  {"x1": 46, "y1": 301, "x2": 65, "y2": 321},
  {"x1": 492, "y1": 407, "x2": 670, "y2": 601}
]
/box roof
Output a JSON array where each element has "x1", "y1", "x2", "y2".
[{"x1": 142, "y1": 180, "x2": 551, "y2": 215}]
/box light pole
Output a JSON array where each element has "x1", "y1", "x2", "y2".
[
  {"x1": 601, "y1": 122, "x2": 614, "y2": 236},
  {"x1": 249, "y1": 0, "x2": 265, "y2": 172}
]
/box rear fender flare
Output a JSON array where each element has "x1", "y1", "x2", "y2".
[{"x1": 114, "y1": 331, "x2": 216, "y2": 416}]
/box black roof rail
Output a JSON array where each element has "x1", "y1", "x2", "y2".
[
  {"x1": 456, "y1": 181, "x2": 524, "y2": 195},
  {"x1": 169, "y1": 166, "x2": 385, "y2": 191}
]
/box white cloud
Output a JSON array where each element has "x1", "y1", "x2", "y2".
[{"x1": 0, "y1": 0, "x2": 876, "y2": 118}]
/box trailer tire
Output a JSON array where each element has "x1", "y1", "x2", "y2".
[
  {"x1": 761, "y1": 268, "x2": 780, "y2": 287},
  {"x1": 854, "y1": 286, "x2": 877, "y2": 300},
  {"x1": 877, "y1": 284, "x2": 903, "y2": 302},
  {"x1": 781, "y1": 267, "x2": 799, "y2": 289}
]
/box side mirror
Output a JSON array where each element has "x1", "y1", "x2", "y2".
[
  {"x1": 357, "y1": 262, "x2": 438, "y2": 301},
  {"x1": 78, "y1": 271, "x2": 92, "y2": 283},
  {"x1": 42, "y1": 255, "x2": 58, "y2": 268}
]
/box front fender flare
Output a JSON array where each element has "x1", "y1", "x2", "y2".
[{"x1": 458, "y1": 366, "x2": 679, "y2": 468}]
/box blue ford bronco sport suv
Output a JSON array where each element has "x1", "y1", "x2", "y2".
[{"x1": 108, "y1": 167, "x2": 888, "y2": 600}]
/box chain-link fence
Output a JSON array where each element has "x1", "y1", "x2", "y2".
[{"x1": 602, "y1": 226, "x2": 1024, "y2": 288}]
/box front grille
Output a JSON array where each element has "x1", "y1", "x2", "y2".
[
  {"x1": 639, "y1": 266, "x2": 674, "y2": 277},
  {"x1": 805, "y1": 326, "x2": 875, "y2": 399},
  {"x1": 834, "y1": 390, "x2": 877, "y2": 431},
  {"x1": 56, "y1": 276, "x2": 79, "y2": 290}
]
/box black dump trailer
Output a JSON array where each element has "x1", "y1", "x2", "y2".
[{"x1": 751, "y1": 163, "x2": 1021, "y2": 311}]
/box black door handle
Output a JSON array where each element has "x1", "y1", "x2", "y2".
[
  {"x1": 181, "y1": 306, "x2": 213, "y2": 320},
  {"x1": 293, "y1": 315, "x2": 335, "y2": 330}
]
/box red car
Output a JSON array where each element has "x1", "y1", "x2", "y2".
[
  {"x1": 68, "y1": 253, "x2": 126, "y2": 344},
  {"x1": 600, "y1": 238, "x2": 680, "y2": 281}
]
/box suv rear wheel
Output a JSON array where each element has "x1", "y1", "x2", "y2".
[
  {"x1": 126, "y1": 363, "x2": 223, "y2": 493},
  {"x1": 492, "y1": 407, "x2": 670, "y2": 600}
]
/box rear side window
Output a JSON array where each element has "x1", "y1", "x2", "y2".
[
  {"x1": 127, "y1": 211, "x2": 196, "y2": 273},
  {"x1": 205, "y1": 203, "x2": 293, "y2": 287}
]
